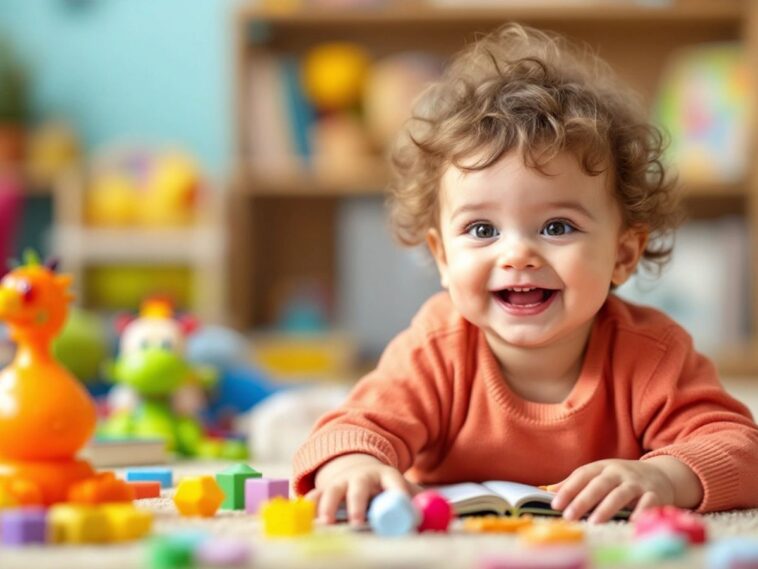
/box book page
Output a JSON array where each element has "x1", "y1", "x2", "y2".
[
  {"x1": 482, "y1": 481, "x2": 556, "y2": 510},
  {"x1": 432, "y1": 482, "x2": 508, "y2": 514}
]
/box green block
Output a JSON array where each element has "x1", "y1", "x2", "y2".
[
  {"x1": 148, "y1": 537, "x2": 195, "y2": 569},
  {"x1": 216, "y1": 463, "x2": 262, "y2": 510}
]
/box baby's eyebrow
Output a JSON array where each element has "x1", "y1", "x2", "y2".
[
  {"x1": 450, "y1": 202, "x2": 500, "y2": 220},
  {"x1": 543, "y1": 201, "x2": 595, "y2": 221}
]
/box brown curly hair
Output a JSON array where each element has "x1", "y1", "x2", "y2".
[{"x1": 387, "y1": 23, "x2": 682, "y2": 274}]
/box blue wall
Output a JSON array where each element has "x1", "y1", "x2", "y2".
[{"x1": 0, "y1": 0, "x2": 240, "y2": 177}]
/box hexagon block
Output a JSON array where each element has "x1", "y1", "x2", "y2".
[{"x1": 173, "y1": 476, "x2": 225, "y2": 518}]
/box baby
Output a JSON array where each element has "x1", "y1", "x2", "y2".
[{"x1": 292, "y1": 24, "x2": 758, "y2": 525}]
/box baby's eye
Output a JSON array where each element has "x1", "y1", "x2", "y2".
[
  {"x1": 160, "y1": 339, "x2": 174, "y2": 350},
  {"x1": 542, "y1": 220, "x2": 576, "y2": 237},
  {"x1": 466, "y1": 222, "x2": 499, "y2": 240}
]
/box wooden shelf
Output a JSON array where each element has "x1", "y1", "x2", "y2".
[
  {"x1": 237, "y1": 164, "x2": 751, "y2": 200},
  {"x1": 231, "y1": 0, "x2": 758, "y2": 375},
  {"x1": 241, "y1": 1, "x2": 742, "y2": 27},
  {"x1": 237, "y1": 160, "x2": 388, "y2": 196},
  {"x1": 53, "y1": 226, "x2": 223, "y2": 264}
]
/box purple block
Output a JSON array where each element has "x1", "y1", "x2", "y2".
[
  {"x1": 245, "y1": 478, "x2": 289, "y2": 514},
  {"x1": 1, "y1": 508, "x2": 47, "y2": 546},
  {"x1": 196, "y1": 538, "x2": 252, "y2": 566}
]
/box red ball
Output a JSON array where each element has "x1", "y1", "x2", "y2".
[{"x1": 412, "y1": 490, "x2": 453, "y2": 532}]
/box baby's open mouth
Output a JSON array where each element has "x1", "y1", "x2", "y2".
[{"x1": 494, "y1": 287, "x2": 557, "y2": 307}]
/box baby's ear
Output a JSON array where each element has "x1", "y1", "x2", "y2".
[
  {"x1": 426, "y1": 229, "x2": 449, "y2": 289},
  {"x1": 611, "y1": 226, "x2": 648, "y2": 286}
]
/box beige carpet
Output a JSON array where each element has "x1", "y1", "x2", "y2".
[{"x1": 1, "y1": 461, "x2": 758, "y2": 569}]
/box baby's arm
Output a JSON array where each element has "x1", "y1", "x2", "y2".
[
  {"x1": 554, "y1": 328, "x2": 758, "y2": 522},
  {"x1": 305, "y1": 453, "x2": 420, "y2": 525},
  {"x1": 549, "y1": 455, "x2": 702, "y2": 523}
]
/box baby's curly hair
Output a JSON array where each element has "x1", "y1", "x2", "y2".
[{"x1": 387, "y1": 23, "x2": 682, "y2": 274}]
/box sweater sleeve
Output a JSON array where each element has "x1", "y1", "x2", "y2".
[
  {"x1": 291, "y1": 320, "x2": 454, "y2": 496},
  {"x1": 635, "y1": 328, "x2": 758, "y2": 512}
]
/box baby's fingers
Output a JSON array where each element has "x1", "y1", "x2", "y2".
[
  {"x1": 562, "y1": 474, "x2": 619, "y2": 521},
  {"x1": 318, "y1": 482, "x2": 348, "y2": 524},
  {"x1": 587, "y1": 483, "x2": 641, "y2": 524},
  {"x1": 550, "y1": 464, "x2": 602, "y2": 512},
  {"x1": 346, "y1": 478, "x2": 373, "y2": 526},
  {"x1": 379, "y1": 468, "x2": 414, "y2": 495},
  {"x1": 630, "y1": 491, "x2": 661, "y2": 522},
  {"x1": 305, "y1": 488, "x2": 322, "y2": 507}
]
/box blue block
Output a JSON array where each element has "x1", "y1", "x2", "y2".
[{"x1": 125, "y1": 468, "x2": 173, "y2": 488}]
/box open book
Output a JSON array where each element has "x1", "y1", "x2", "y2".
[{"x1": 433, "y1": 481, "x2": 631, "y2": 520}]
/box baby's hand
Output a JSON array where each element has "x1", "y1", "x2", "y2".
[
  {"x1": 549, "y1": 459, "x2": 675, "y2": 524},
  {"x1": 305, "y1": 453, "x2": 419, "y2": 526}
]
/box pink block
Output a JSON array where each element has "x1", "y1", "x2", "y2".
[
  {"x1": 196, "y1": 538, "x2": 252, "y2": 566},
  {"x1": 478, "y1": 547, "x2": 587, "y2": 569},
  {"x1": 634, "y1": 505, "x2": 707, "y2": 544},
  {"x1": 245, "y1": 478, "x2": 289, "y2": 514}
]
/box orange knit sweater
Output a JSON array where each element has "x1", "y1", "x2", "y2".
[{"x1": 293, "y1": 293, "x2": 758, "y2": 512}]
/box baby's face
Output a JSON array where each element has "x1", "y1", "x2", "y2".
[{"x1": 427, "y1": 150, "x2": 644, "y2": 352}]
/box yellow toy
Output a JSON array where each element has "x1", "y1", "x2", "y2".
[
  {"x1": 173, "y1": 476, "x2": 225, "y2": 517},
  {"x1": 302, "y1": 42, "x2": 370, "y2": 111},
  {"x1": 260, "y1": 497, "x2": 315, "y2": 538},
  {"x1": 49, "y1": 504, "x2": 110, "y2": 544},
  {"x1": 519, "y1": 520, "x2": 585, "y2": 546},
  {"x1": 463, "y1": 515, "x2": 534, "y2": 534},
  {"x1": 85, "y1": 147, "x2": 201, "y2": 228},
  {"x1": 101, "y1": 503, "x2": 153, "y2": 541}
]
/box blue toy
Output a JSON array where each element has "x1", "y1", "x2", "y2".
[
  {"x1": 125, "y1": 467, "x2": 173, "y2": 489},
  {"x1": 367, "y1": 490, "x2": 419, "y2": 537},
  {"x1": 186, "y1": 325, "x2": 281, "y2": 429}
]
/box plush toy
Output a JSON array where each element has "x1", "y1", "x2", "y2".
[{"x1": 99, "y1": 298, "x2": 245, "y2": 458}]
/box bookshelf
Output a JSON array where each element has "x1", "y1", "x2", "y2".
[
  {"x1": 229, "y1": 0, "x2": 758, "y2": 375},
  {"x1": 51, "y1": 169, "x2": 227, "y2": 322}
]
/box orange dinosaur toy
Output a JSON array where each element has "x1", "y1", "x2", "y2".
[{"x1": 0, "y1": 252, "x2": 97, "y2": 504}]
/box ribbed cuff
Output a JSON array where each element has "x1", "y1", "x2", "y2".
[
  {"x1": 642, "y1": 437, "x2": 740, "y2": 513},
  {"x1": 292, "y1": 427, "x2": 399, "y2": 496}
]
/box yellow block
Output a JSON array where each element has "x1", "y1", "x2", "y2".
[
  {"x1": 251, "y1": 332, "x2": 357, "y2": 380},
  {"x1": 261, "y1": 497, "x2": 315, "y2": 538},
  {"x1": 101, "y1": 503, "x2": 153, "y2": 541},
  {"x1": 519, "y1": 520, "x2": 584, "y2": 546},
  {"x1": 173, "y1": 476, "x2": 225, "y2": 518},
  {"x1": 49, "y1": 504, "x2": 110, "y2": 544}
]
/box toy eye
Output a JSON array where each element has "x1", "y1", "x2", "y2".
[{"x1": 17, "y1": 280, "x2": 35, "y2": 304}]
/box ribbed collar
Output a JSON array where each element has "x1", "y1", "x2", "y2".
[{"x1": 479, "y1": 303, "x2": 609, "y2": 424}]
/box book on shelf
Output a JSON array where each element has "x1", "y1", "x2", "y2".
[
  {"x1": 433, "y1": 481, "x2": 631, "y2": 520},
  {"x1": 80, "y1": 437, "x2": 169, "y2": 467},
  {"x1": 246, "y1": 54, "x2": 314, "y2": 174}
]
